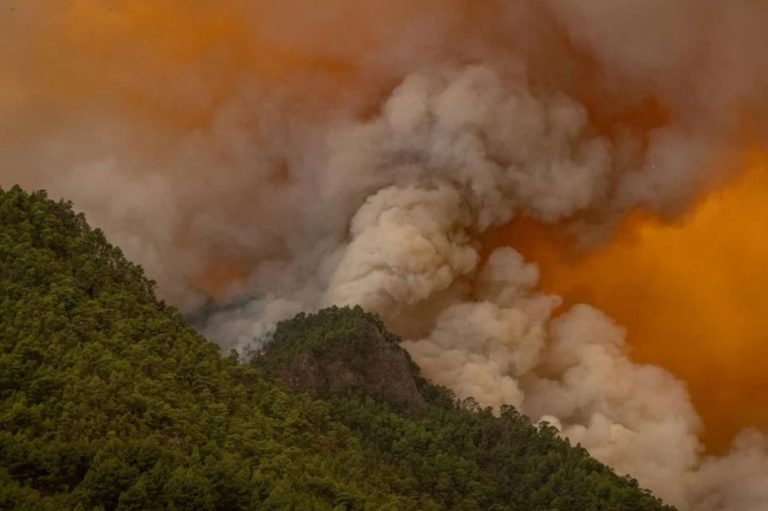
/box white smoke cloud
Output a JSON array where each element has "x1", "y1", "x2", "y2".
[
  {"x1": 324, "y1": 65, "x2": 613, "y2": 227},
  {"x1": 402, "y1": 248, "x2": 559, "y2": 410},
  {"x1": 323, "y1": 184, "x2": 478, "y2": 314},
  {"x1": 690, "y1": 431, "x2": 768, "y2": 511},
  {"x1": 523, "y1": 305, "x2": 702, "y2": 507}
]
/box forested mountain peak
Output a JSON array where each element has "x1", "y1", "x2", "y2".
[
  {"x1": 256, "y1": 306, "x2": 426, "y2": 410},
  {"x1": 0, "y1": 186, "x2": 675, "y2": 510}
]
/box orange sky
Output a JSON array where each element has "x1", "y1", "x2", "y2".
[{"x1": 491, "y1": 158, "x2": 768, "y2": 450}]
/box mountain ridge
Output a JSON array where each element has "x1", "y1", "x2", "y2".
[{"x1": 0, "y1": 186, "x2": 674, "y2": 510}]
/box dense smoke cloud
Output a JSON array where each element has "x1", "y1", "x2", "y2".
[{"x1": 3, "y1": 1, "x2": 768, "y2": 509}]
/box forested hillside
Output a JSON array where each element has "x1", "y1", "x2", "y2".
[{"x1": 0, "y1": 186, "x2": 674, "y2": 510}]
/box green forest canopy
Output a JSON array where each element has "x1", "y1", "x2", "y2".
[{"x1": 0, "y1": 186, "x2": 675, "y2": 511}]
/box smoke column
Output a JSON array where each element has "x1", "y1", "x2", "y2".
[
  {"x1": 487, "y1": 157, "x2": 768, "y2": 451},
  {"x1": 3, "y1": 1, "x2": 768, "y2": 509}
]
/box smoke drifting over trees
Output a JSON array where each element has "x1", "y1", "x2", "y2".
[{"x1": 3, "y1": 1, "x2": 768, "y2": 509}]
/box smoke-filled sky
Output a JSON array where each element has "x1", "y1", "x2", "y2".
[{"x1": 3, "y1": 1, "x2": 768, "y2": 509}]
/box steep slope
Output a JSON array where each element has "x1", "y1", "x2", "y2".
[
  {"x1": 256, "y1": 306, "x2": 426, "y2": 410},
  {"x1": 0, "y1": 186, "x2": 674, "y2": 510},
  {"x1": 257, "y1": 306, "x2": 677, "y2": 511}
]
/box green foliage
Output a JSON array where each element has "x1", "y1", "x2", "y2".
[
  {"x1": 255, "y1": 305, "x2": 404, "y2": 373},
  {"x1": 0, "y1": 186, "x2": 675, "y2": 510}
]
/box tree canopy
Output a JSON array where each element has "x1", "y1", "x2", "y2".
[{"x1": 0, "y1": 186, "x2": 675, "y2": 511}]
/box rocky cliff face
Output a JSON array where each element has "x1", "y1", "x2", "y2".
[{"x1": 257, "y1": 306, "x2": 425, "y2": 410}]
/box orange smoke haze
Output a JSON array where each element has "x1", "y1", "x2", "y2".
[
  {"x1": 490, "y1": 155, "x2": 768, "y2": 450},
  {"x1": 1, "y1": 0, "x2": 481, "y2": 109},
  {"x1": 8, "y1": 1, "x2": 362, "y2": 127}
]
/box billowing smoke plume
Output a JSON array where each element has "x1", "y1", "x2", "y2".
[{"x1": 3, "y1": 1, "x2": 768, "y2": 509}]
